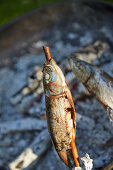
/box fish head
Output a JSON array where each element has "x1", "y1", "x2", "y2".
[
  {"x1": 43, "y1": 59, "x2": 66, "y2": 95},
  {"x1": 69, "y1": 57, "x2": 92, "y2": 84}
]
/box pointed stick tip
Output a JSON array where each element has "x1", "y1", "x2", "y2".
[
  {"x1": 70, "y1": 137, "x2": 81, "y2": 167},
  {"x1": 43, "y1": 46, "x2": 52, "y2": 61}
]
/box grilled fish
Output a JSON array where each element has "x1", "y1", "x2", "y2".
[
  {"x1": 43, "y1": 47, "x2": 80, "y2": 168},
  {"x1": 69, "y1": 57, "x2": 113, "y2": 125}
]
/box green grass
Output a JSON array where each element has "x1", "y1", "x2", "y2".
[
  {"x1": 0, "y1": 0, "x2": 66, "y2": 26},
  {"x1": 0, "y1": 0, "x2": 113, "y2": 26}
]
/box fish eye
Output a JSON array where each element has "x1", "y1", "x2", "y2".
[{"x1": 44, "y1": 72, "x2": 50, "y2": 81}]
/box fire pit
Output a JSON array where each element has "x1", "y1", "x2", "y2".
[{"x1": 0, "y1": 0, "x2": 113, "y2": 169}]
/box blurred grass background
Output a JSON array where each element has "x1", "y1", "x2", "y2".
[
  {"x1": 0, "y1": 0, "x2": 113, "y2": 27},
  {"x1": 0, "y1": 0, "x2": 66, "y2": 26}
]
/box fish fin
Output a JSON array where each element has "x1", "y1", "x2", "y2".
[{"x1": 58, "y1": 150, "x2": 69, "y2": 166}]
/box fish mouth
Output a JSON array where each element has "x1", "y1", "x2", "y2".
[
  {"x1": 68, "y1": 57, "x2": 80, "y2": 71},
  {"x1": 68, "y1": 58, "x2": 74, "y2": 70},
  {"x1": 69, "y1": 57, "x2": 88, "y2": 73},
  {"x1": 43, "y1": 61, "x2": 50, "y2": 67},
  {"x1": 43, "y1": 62, "x2": 53, "y2": 71}
]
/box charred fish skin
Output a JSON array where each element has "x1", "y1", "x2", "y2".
[
  {"x1": 45, "y1": 88, "x2": 75, "y2": 149},
  {"x1": 69, "y1": 57, "x2": 113, "y2": 110},
  {"x1": 43, "y1": 58, "x2": 79, "y2": 168},
  {"x1": 45, "y1": 93, "x2": 76, "y2": 168}
]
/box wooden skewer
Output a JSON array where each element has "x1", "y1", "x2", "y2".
[
  {"x1": 71, "y1": 137, "x2": 81, "y2": 167},
  {"x1": 43, "y1": 46, "x2": 52, "y2": 61}
]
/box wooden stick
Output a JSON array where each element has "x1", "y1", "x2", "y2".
[
  {"x1": 43, "y1": 46, "x2": 52, "y2": 61},
  {"x1": 71, "y1": 137, "x2": 81, "y2": 167}
]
